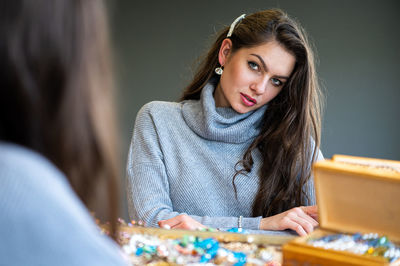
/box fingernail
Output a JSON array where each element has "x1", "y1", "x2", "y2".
[{"x1": 162, "y1": 224, "x2": 171, "y2": 230}]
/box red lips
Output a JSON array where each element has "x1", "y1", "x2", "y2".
[{"x1": 240, "y1": 93, "x2": 257, "y2": 107}]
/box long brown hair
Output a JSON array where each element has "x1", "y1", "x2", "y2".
[
  {"x1": 181, "y1": 9, "x2": 323, "y2": 217},
  {"x1": 0, "y1": 0, "x2": 119, "y2": 234}
]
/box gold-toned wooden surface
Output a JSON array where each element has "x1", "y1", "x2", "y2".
[
  {"x1": 282, "y1": 229, "x2": 398, "y2": 266},
  {"x1": 283, "y1": 242, "x2": 391, "y2": 266}
]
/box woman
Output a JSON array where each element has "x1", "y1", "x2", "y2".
[
  {"x1": 0, "y1": 0, "x2": 127, "y2": 265},
  {"x1": 127, "y1": 9, "x2": 323, "y2": 236}
]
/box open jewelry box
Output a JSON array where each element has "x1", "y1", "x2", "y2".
[{"x1": 282, "y1": 154, "x2": 400, "y2": 265}]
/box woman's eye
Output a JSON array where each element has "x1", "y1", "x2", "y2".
[
  {"x1": 271, "y1": 78, "x2": 282, "y2": 86},
  {"x1": 248, "y1": 61, "x2": 259, "y2": 71}
]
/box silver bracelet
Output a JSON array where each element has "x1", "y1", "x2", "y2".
[{"x1": 238, "y1": 215, "x2": 243, "y2": 229}]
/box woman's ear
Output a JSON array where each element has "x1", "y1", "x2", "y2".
[{"x1": 218, "y1": 38, "x2": 232, "y2": 66}]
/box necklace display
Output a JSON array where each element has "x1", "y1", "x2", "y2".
[
  {"x1": 307, "y1": 233, "x2": 400, "y2": 263},
  {"x1": 121, "y1": 232, "x2": 278, "y2": 265},
  {"x1": 99, "y1": 218, "x2": 281, "y2": 266}
]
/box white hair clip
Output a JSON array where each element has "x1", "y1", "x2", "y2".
[{"x1": 227, "y1": 14, "x2": 246, "y2": 37}]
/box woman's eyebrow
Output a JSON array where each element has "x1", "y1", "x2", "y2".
[{"x1": 250, "y1": 53, "x2": 290, "y2": 79}]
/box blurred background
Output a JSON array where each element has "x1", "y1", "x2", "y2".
[{"x1": 107, "y1": 0, "x2": 400, "y2": 219}]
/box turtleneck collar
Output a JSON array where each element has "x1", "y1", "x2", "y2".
[{"x1": 181, "y1": 82, "x2": 267, "y2": 143}]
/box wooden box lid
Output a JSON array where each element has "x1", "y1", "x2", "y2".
[{"x1": 313, "y1": 155, "x2": 400, "y2": 242}]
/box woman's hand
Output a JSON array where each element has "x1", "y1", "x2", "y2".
[
  {"x1": 260, "y1": 206, "x2": 319, "y2": 236},
  {"x1": 158, "y1": 214, "x2": 207, "y2": 230}
]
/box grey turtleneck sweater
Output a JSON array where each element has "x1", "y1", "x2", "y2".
[{"x1": 126, "y1": 82, "x2": 323, "y2": 230}]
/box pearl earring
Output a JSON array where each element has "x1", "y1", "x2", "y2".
[{"x1": 215, "y1": 66, "x2": 223, "y2": 75}]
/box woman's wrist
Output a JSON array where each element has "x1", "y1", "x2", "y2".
[{"x1": 260, "y1": 216, "x2": 273, "y2": 230}]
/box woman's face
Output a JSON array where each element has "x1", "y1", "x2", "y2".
[{"x1": 214, "y1": 39, "x2": 296, "y2": 114}]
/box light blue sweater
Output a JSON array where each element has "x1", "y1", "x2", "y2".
[
  {"x1": 0, "y1": 142, "x2": 128, "y2": 266},
  {"x1": 127, "y1": 82, "x2": 323, "y2": 230}
]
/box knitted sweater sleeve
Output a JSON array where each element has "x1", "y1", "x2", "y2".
[
  {"x1": 303, "y1": 147, "x2": 324, "y2": 206},
  {"x1": 126, "y1": 103, "x2": 262, "y2": 229}
]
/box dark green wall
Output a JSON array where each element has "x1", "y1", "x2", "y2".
[{"x1": 109, "y1": 0, "x2": 400, "y2": 217}]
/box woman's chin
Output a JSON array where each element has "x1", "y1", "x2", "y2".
[{"x1": 231, "y1": 103, "x2": 254, "y2": 114}]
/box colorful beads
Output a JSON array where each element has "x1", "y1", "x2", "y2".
[
  {"x1": 100, "y1": 218, "x2": 280, "y2": 264},
  {"x1": 120, "y1": 232, "x2": 277, "y2": 265},
  {"x1": 307, "y1": 232, "x2": 400, "y2": 262},
  {"x1": 226, "y1": 227, "x2": 248, "y2": 234}
]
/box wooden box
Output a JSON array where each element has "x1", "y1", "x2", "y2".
[{"x1": 282, "y1": 155, "x2": 400, "y2": 265}]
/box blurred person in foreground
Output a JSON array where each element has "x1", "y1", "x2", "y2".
[{"x1": 0, "y1": 0, "x2": 128, "y2": 265}]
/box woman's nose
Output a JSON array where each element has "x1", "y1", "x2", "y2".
[{"x1": 250, "y1": 77, "x2": 269, "y2": 94}]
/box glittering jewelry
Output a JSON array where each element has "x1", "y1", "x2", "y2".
[
  {"x1": 215, "y1": 66, "x2": 223, "y2": 75},
  {"x1": 227, "y1": 14, "x2": 246, "y2": 37},
  {"x1": 238, "y1": 215, "x2": 243, "y2": 229},
  {"x1": 307, "y1": 232, "x2": 400, "y2": 263}
]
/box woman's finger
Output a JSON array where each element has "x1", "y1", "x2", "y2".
[
  {"x1": 302, "y1": 206, "x2": 319, "y2": 221},
  {"x1": 292, "y1": 214, "x2": 315, "y2": 234},
  {"x1": 170, "y1": 221, "x2": 184, "y2": 229},
  {"x1": 302, "y1": 205, "x2": 317, "y2": 215},
  {"x1": 172, "y1": 219, "x2": 206, "y2": 230},
  {"x1": 298, "y1": 211, "x2": 319, "y2": 228},
  {"x1": 284, "y1": 219, "x2": 307, "y2": 236},
  {"x1": 158, "y1": 215, "x2": 185, "y2": 228},
  {"x1": 299, "y1": 206, "x2": 319, "y2": 226},
  {"x1": 159, "y1": 215, "x2": 207, "y2": 230}
]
